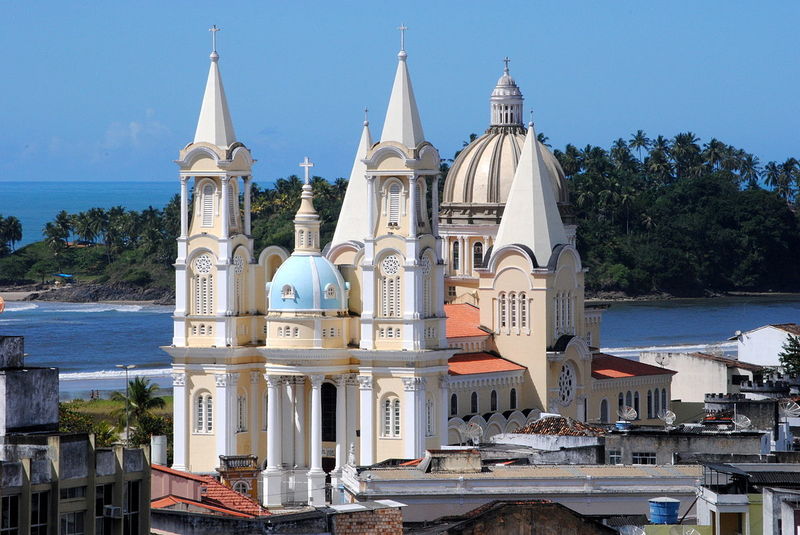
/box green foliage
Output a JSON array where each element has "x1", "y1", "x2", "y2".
[
  {"x1": 93, "y1": 421, "x2": 121, "y2": 447},
  {"x1": 129, "y1": 413, "x2": 172, "y2": 449},
  {"x1": 779, "y1": 335, "x2": 800, "y2": 376},
  {"x1": 59, "y1": 402, "x2": 95, "y2": 434},
  {"x1": 111, "y1": 377, "x2": 167, "y2": 430}
]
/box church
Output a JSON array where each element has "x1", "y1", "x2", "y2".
[{"x1": 164, "y1": 32, "x2": 675, "y2": 507}]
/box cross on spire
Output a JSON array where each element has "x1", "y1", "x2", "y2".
[
  {"x1": 299, "y1": 156, "x2": 314, "y2": 185},
  {"x1": 363, "y1": 107, "x2": 369, "y2": 124},
  {"x1": 397, "y1": 24, "x2": 408, "y2": 51},
  {"x1": 503, "y1": 56, "x2": 511, "y2": 73},
  {"x1": 209, "y1": 25, "x2": 221, "y2": 53}
]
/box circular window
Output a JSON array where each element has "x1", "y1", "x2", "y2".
[
  {"x1": 194, "y1": 254, "x2": 213, "y2": 274},
  {"x1": 233, "y1": 255, "x2": 245, "y2": 274},
  {"x1": 558, "y1": 362, "x2": 575, "y2": 405},
  {"x1": 380, "y1": 255, "x2": 401, "y2": 277}
]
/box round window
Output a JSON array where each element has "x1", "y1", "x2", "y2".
[
  {"x1": 558, "y1": 362, "x2": 575, "y2": 405},
  {"x1": 380, "y1": 255, "x2": 401, "y2": 277},
  {"x1": 193, "y1": 254, "x2": 213, "y2": 274}
]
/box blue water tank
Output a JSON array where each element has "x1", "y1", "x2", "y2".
[{"x1": 649, "y1": 497, "x2": 680, "y2": 524}]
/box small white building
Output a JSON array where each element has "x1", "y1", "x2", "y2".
[{"x1": 731, "y1": 324, "x2": 800, "y2": 367}]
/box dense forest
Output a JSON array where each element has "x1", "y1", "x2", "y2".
[{"x1": 1, "y1": 130, "x2": 798, "y2": 298}]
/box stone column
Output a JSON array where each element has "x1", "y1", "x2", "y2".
[
  {"x1": 171, "y1": 373, "x2": 188, "y2": 471},
  {"x1": 439, "y1": 375, "x2": 449, "y2": 447},
  {"x1": 432, "y1": 175, "x2": 440, "y2": 238},
  {"x1": 243, "y1": 176, "x2": 252, "y2": 236},
  {"x1": 214, "y1": 373, "x2": 231, "y2": 459},
  {"x1": 283, "y1": 378, "x2": 295, "y2": 468},
  {"x1": 294, "y1": 377, "x2": 306, "y2": 468},
  {"x1": 262, "y1": 374, "x2": 283, "y2": 507},
  {"x1": 403, "y1": 377, "x2": 424, "y2": 459},
  {"x1": 220, "y1": 176, "x2": 230, "y2": 238},
  {"x1": 358, "y1": 375, "x2": 374, "y2": 466},
  {"x1": 249, "y1": 372, "x2": 260, "y2": 460},
  {"x1": 307, "y1": 375, "x2": 326, "y2": 505},
  {"x1": 409, "y1": 175, "x2": 418, "y2": 235},
  {"x1": 334, "y1": 375, "x2": 347, "y2": 470},
  {"x1": 345, "y1": 375, "x2": 359, "y2": 463}
]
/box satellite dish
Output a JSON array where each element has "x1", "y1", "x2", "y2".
[
  {"x1": 658, "y1": 409, "x2": 677, "y2": 427},
  {"x1": 506, "y1": 421, "x2": 520, "y2": 434},
  {"x1": 780, "y1": 400, "x2": 800, "y2": 418},
  {"x1": 618, "y1": 406, "x2": 638, "y2": 422},
  {"x1": 619, "y1": 526, "x2": 646, "y2": 535},
  {"x1": 732, "y1": 414, "x2": 752, "y2": 430},
  {"x1": 685, "y1": 529, "x2": 700, "y2": 535},
  {"x1": 466, "y1": 422, "x2": 484, "y2": 445},
  {"x1": 456, "y1": 422, "x2": 468, "y2": 445}
]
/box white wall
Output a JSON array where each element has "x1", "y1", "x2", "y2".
[
  {"x1": 737, "y1": 327, "x2": 793, "y2": 367},
  {"x1": 639, "y1": 352, "x2": 730, "y2": 403}
]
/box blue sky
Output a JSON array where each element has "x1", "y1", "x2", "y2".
[{"x1": 1, "y1": 1, "x2": 797, "y2": 183}]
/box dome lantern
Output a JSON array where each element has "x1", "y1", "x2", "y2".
[{"x1": 490, "y1": 58, "x2": 524, "y2": 127}]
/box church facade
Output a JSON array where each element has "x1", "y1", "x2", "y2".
[{"x1": 165, "y1": 37, "x2": 674, "y2": 508}]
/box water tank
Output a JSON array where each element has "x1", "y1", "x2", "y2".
[
  {"x1": 649, "y1": 497, "x2": 680, "y2": 524},
  {"x1": 150, "y1": 435, "x2": 167, "y2": 465}
]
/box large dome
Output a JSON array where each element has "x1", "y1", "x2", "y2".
[
  {"x1": 268, "y1": 254, "x2": 348, "y2": 313},
  {"x1": 443, "y1": 125, "x2": 568, "y2": 206}
]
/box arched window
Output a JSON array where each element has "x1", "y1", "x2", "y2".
[
  {"x1": 625, "y1": 391, "x2": 632, "y2": 409},
  {"x1": 281, "y1": 285, "x2": 295, "y2": 300},
  {"x1": 470, "y1": 392, "x2": 478, "y2": 414},
  {"x1": 192, "y1": 254, "x2": 214, "y2": 315},
  {"x1": 425, "y1": 398, "x2": 434, "y2": 436},
  {"x1": 233, "y1": 254, "x2": 245, "y2": 315},
  {"x1": 293, "y1": 327, "x2": 299, "y2": 337},
  {"x1": 647, "y1": 390, "x2": 653, "y2": 419},
  {"x1": 379, "y1": 255, "x2": 402, "y2": 318},
  {"x1": 232, "y1": 481, "x2": 250, "y2": 495},
  {"x1": 236, "y1": 393, "x2": 247, "y2": 432},
  {"x1": 298, "y1": 230, "x2": 305, "y2": 248},
  {"x1": 324, "y1": 284, "x2": 337, "y2": 300},
  {"x1": 509, "y1": 292, "x2": 517, "y2": 329},
  {"x1": 227, "y1": 182, "x2": 237, "y2": 230},
  {"x1": 600, "y1": 399, "x2": 609, "y2": 423},
  {"x1": 201, "y1": 183, "x2": 215, "y2": 227},
  {"x1": 654, "y1": 388, "x2": 660, "y2": 416},
  {"x1": 415, "y1": 183, "x2": 424, "y2": 225},
  {"x1": 509, "y1": 388, "x2": 517, "y2": 410},
  {"x1": 450, "y1": 393, "x2": 458, "y2": 416},
  {"x1": 452, "y1": 241, "x2": 460, "y2": 271},
  {"x1": 499, "y1": 293, "x2": 508, "y2": 331},
  {"x1": 661, "y1": 389, "x2": 667, "y2": 412},
  {"x1": 473, "y1": 242, "x2": 483, "y2": 268},
  {"x1": 519, "y1": 293, "x2": 528, "y2": 330},
  {"x1": 618, "y1": 393, "x2": 624, "y2": 413},
  {"x1": 382, "y1": 396, "x2": 401, "y2": 437},
  {"x1": 388, "y1": 183, "x2": 401, "y2": 225},
  {"x1": 421, "y1": 255, "x2": 433, "y2": 317},
  {"x1": 490, "y1": 390, "x2": 498, "y2": 412},
  {"x1": 195, "y1": 392, "x2": 213, "y2": 433},
  {"x1": 634, "y1": 392, "x2": 640, "y2": 418}
]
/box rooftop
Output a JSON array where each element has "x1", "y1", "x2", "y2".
[
  {"x1": 689, "y1": 352, "x2": 763, "y2": 371},
  {"x1": 592, "y1": 352, "x2": 675, "y2": 380},
  {"x1": 515, "y1": 416, "x2": 606, "y2": 437},
  {"x1": 444, "y1": 303, "x2": 489, "y2": 339},
  {"x1": 448, "y1": 352, "x2": 525, "y2": 376}
]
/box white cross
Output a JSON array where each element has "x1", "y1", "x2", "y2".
[
  {"x1": 397, "y1": 24, "x2": 408, "y2": 51},
  {"x1": 210, "y1": 25, "x2": 220, "y2": 52},
  {"x1": 503, "y1": 56, "x2": 511, "y2": 72},
  {"x1": 299, "y1": 156, "x2": 314, "y2": 185}
]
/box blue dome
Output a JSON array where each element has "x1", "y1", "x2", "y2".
[{"x1": 268, "y1": 254, "x2": 348, "y2": 312}]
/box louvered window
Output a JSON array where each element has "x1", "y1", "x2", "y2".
[
  {"x1": 202, "y1": 184, "x2": 214, "y2": 227},
  {"x1": 227, "y1": 182, "x2": 237, "y2": 230},
  {"x1": 388, "y1": 184, "x2": 401, "y2": 225},
  {"x1": 499, "y1": 293, "x2": 507, "y2": 330},
  {"x1": 473, "y1": 242, "x2": 483, "y2": 268},
  {"x1": 510, "y1": 292, "x2": 517, "y2": 329},
  {"x1": 415, "y1": 183, "x2": 423, "y2": 224},
  {"x1": 519, "y1": 293, "x2": 528, "y2": 329}
]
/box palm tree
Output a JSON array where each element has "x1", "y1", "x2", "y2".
[
  {"x1": 54, "y1": 210, "x2": 73, "y2": 245},
  {"x1": 111, "y1": 377, "x2": 166, "y2": 430},
  {"x1": 43, "y1": 221, "x2": 68, "y2": 271},
  {"x1": 93, "y1": 421, "x2": 121, "y2": 447},
  {"x1": 3, "y1": 216, "x2": 22, "y2": 251},
  {"x1": 739, "y1": 154, "x2": 761, "y2": 188},
  {"x1": 537, "y1": 132, "x2": 551, "y2": 148},
  {"x1": 702, "y1": 138, "x2": 726, "y2": 171},
  {"x1": 629, "y1": 130, "x2": 650, "y2": 161}
]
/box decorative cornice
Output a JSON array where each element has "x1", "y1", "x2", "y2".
[
  {"x1": 403, "y1": 377, "x2": 427, "y2": 392},
  {"x1": 309, "y1": 374, "x2": 325, "y2": 387},
  {"x1": 172, "y1": 373, "x2": 186, "y2": 387},
  {"x1": 357, "y1": 375, "x2": 373, "y2": 391}
]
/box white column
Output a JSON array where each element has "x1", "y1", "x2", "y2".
[
  {"x1": 307, "y1": 375, "x2": 326, "y2": 506},
  {"x1": 249, "y1": 372, "x2": 260, "y2": 460},
  {"x1": 263, "y1": 374, "x2": 283, "y2": 507},
  {"x1": 366, "y1": 175, "x2": 376, "y2": 239},
  {"x1": 215, "y1": 373, "x2": 231, "y2": 459},
  {"x1": 243, "y1": 176, "x2": 252, "y2": 236},
  {"x1": 283, "y1": 378, "x2": 295, "y2": 468},
  {"x1": 334, "y1": 375, "x2": 347, "y2": 470},
  {"x1": 294, "y1": 377, "x2": 306, "y2": 468},
  {"x1": 403, "y1": 377, "x2": 421, "y2": 459},
  {"x1": 346, "y1": 375, "x2": 358, "y2": 463},
  {"x1": 180, "y1": 176, "x2": 189, "y2": 237},
  {"x1": 439, "y1": 375, "x2": 449, "y2": 447},
  {"x1": 220, "y1": 176, "x2": 230, "y2": 237},
  {"x1": 358, "y1": 375, "x2": 374, "y2": 465},
  {"x1": 431, "y1": 176, "x2": 440, "y2": 238},
  {"x1": 409, "y1": 175, "x2": 418, "y2": 235},
  {"x1": 171, "y1": 372, "x2": 188, "y2": 471}
]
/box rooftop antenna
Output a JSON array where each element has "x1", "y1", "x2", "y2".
[{"x1": 658, "y1": 408, "x2": 677, "y2": 429}]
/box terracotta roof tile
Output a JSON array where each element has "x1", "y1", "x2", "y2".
[
  {"x1": 449, "y1": 352, "x2": 525, "y2": 376},
  {"x1": 151, "y1": 495, "x2": 254, "y2": 518},
  {"x1": 445, "y1": 304, "x2": 489, "y2": 339},
  {"x1": 772, "y1": 323, "x2": 800, "y2": 336},
  {"x1": 592, "y1": 353, "x2": 675, "y2": 380},
  {"x1": 688, "y1": 352, "x2": 763, "y2": 371},
  {"x1": 516, "y1": 416, "x2": 605, "y2": 437}
]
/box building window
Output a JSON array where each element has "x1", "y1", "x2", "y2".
[
  {"x1": 470, "y1": 392, "x2": 478, "y2": 414},
  {"x1": 510, "y1": 388, "x2": 517, "y2": 410},
  {"x1": 236, "y1": 394, "x2": 247, "y2": 432},
  {"x1": 425, "y1": 398, "x2": 434, "y2": 436},
  {"x1": 31, "y1": 491, "x2": 48, "y2": 535},
  {"x1": 415, "y1": 182, "x2": 424, "y2": 224},
  {"x1": 232, "y1": 481, "x2": 250, "y2": 495},
  {"x1": 633, "y1": 392, "x2": 640, "y2": 418},
  {"x1": 192, "y1": 254, "x2": 214, "y2": 315},
  {"x1": 233, "y1": 254, "x2": 245, "y2": 315},
  {"x1": 195, "y1": 392, "x2": 213, "y2": 433},
  {"x1": 379, "y1": 255, "x2": 402, "y2": 318},
  {"x1": 60, "y1": 512, "x2": 85, "y2": 535},
  {"x1": 450, "y1": 393, "x2": 458, "y2": 416},
  {"x1": 519, "y1": 293, "x2": 528, "y2": 330},
  {"x1": 618, "y1": 393, "x2": 624, "y2": 413},
  {"x1": 388, "y1": 183, "x2": 401, "y2": 225},
  {"x1": 123, "y1": 481, "x2": 140, "y2": 535},
  {"x1": 281, "y1": 284, "x2": 295, "y2": 300},
  {"x1": 490, "y1": 390, "x2": 498, "y2": 411},
  {"x1": 452, "y1": 240, "x2": 460, "y2": 271},
  {"x1": 448, "y1": 286, "x2": 456, "y2": 298},
  {"x1": 499, "y1": 293, "x2": 507, "y2": 331},
  {"x1": 473, "y1": 242, "x2": 483, "y2": 268},
  {"x1": 661, "y1": 389, "x2": 668, "y2": 412},
  {"x1": 600, "y1": 399, "x2": 609, "y2": 423},
  {"x1": 558, "y1": 363, "x2": 576, "y2": 405},
  {"x1": 632, "y1": 452, "x2": 657, "y2": 465},
  {"x1": 59, "y1": 487, "x2": 87, "y2": 500},
  {"x1": 227, "y1": 182, "x2": 237, "y2": 230},
  {"x1": 95, "y1": 484, "x2": 112, "y2": 535},
  {"x1": 509, "y1": 292, "x2": 517, "y2": 329},
  {"x1": 647, "y1": 390, "x2": 653, "y2": 419},
  {"x1": 654, "y1": 388, "x2": 660, "y2": 416},
  {"x1": 1, "y1": 495, "x2": 19, "y2": 535},
  {"x1": 421, "y1": 255, "x2": 433, "y2": 317},
  {"x1": 324, "y1": 284, "x2": 337, "y2": 300},
  {"x1": 608, "y1": 450, "x2": 622, "y2": 465},
  {"x1": 382, "y1": 396, "x2": 401, "y2": 437},
  {"x1": 625, "y1": 391, "x2": 632, "y2": 409},
  {"x1": 201, "y1": 183, "x2": 215, "y2": 227}
]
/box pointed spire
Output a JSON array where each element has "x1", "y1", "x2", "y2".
[
  {"x1": 380, "y1": 30, "x2": 425, "y2": 148},
  {"x1": 493, "y1": 121, "x2": 567, "y2": 266},
  {"x1": 331, "y1": 115, "x2": 374, "y2": 248},
  {"x1": 193, "y1": 26, "x2": 237, "y2": 147}
]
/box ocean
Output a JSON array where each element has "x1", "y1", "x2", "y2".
[{"x1": 2, "y1": 295, "x2": 798, "y2": 399}]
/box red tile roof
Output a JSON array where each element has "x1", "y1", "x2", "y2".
[
  {"x1": 151, "y1": 495, "x2": 254, "y2": 518},
  {"x1": 445, "y1": 304, "x2": 488, "y2": 339},
  {"x1": 151, "y1": 464, "x2": 269, "y2": 517},
  {"x1": 689, "y1": 352, "x2": 763, "y2": 371},
  {"x1": 449, "y1": 352, "x2": 525, "y2": 376},
  {"x1": 516, "y1": 416, "x2": 606, "y2": 437},
  {"x1": 773, "y1": 323, "x2": 800, "y2": 336},
  {"x1": 592, "y1": 353, "x2": 676, "y2": 380}
]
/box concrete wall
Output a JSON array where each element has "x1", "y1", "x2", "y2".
[
  {"x1": 489, "y1": 433, "x2": 602, "y2": 451},
  {"x1": 604, "y1": 432, "x2": 765, "y2": 465},
  {"x1": 738, "y1": 327, "x2": 792, "y2": 367},
  {"x1": 640, "y1": 352, "x2": 736, "y2": 403},
  {"x1": 0, "y1": 367, "x2": 59, "y2": 433}
]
